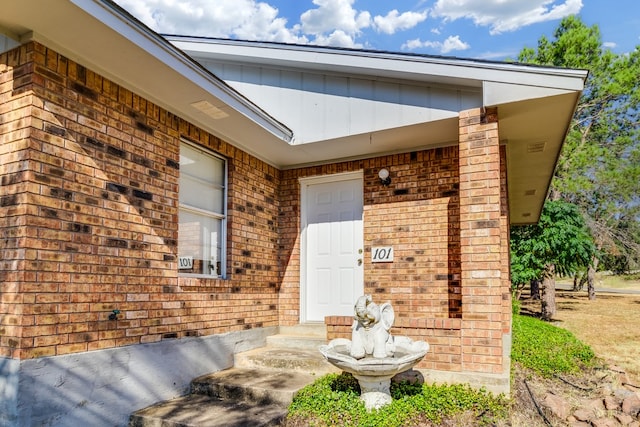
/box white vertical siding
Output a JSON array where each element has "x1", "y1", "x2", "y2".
[{"x1": 202, "y1": 59, "x2": 481, "y2": 145}]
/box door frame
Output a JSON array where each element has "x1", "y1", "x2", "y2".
[{"x1": 299, "y1": 170, "x2": 364, "y2": 323}]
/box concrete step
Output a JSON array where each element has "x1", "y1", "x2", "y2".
[
  {"x1": 191, "y1": 368, "x2": 317, "y2": 406},
  {"x1": 129, "y1": 394, "x2": 286, "y2": 427},
  {"x1": 266, "y1": 323, "x2": 330, "y2": 351},
  {"x1": 266, "y1": 333, "x2": 327, "y2": 351},
  {"x1": 129, "y1": 329, "x2": 340, "y2": 427},
  {"x1": 234, "y1": 347, "x2": 339, "y2": 376},
  {"x1": 278, "y1": 323, "x2": 327, "y2": 338}
]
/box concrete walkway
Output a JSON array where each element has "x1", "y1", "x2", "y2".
[{"x1": 556, "y1": 283, "x2": 640, "y2": 295}]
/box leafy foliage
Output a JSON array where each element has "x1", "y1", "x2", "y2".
[
  {"x1": 287, "y1": 372, "x2": 508, "y2": 427},
  {"x1": 511, "y1": 314, "x2": 595, "y2": 377},
  {"x1": 510, "y1": 200, "x2": 595, "y2": 286},
  {"x1": 518, "y1": 15, "x2": 640, "y2": 271}
]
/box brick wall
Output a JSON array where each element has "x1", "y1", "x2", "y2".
[
  {"x1": 0, "y1": 42, "x2": 280, "y2": 359},
  {"x1": 1, "y1": 41, "x2": 512, "y2": 378},
  {"x1": 459, "y1": 107, "x2": 510, "y2": 375},
  {"x1": 323, "y1": 109, "x2": 511, "y2": 376},
  {"x1": 280, "y1": 148, "x2": 461, "y2": 325},
  {"x1": 0, "y1": 44, "x2": 31, "y2": 357}
]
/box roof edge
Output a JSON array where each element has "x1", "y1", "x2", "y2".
[
  {"x1": 165, "y1": 35, "x2": 589, "y2": 85},
  {"x1": 77, "y1": 0, "x2": 293, "y2": 142}
]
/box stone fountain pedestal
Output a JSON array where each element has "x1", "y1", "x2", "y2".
[{"x1": 352, "y1": 373, "x2": 394, "y2": 409}]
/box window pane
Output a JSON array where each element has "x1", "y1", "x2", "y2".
[
  {"x1": 181, "y1": 175, "x2": 224, "y2": 213},
  {"x1": 180, "y1": 143, "x2": 224, "y2": 212},
  {"x1": 178, "y1": 210, "x2": 222, "y2": 276}
]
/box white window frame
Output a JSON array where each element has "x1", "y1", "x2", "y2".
[{"x1": 178, "y1": 140, "x2": 228, "y2": 279}]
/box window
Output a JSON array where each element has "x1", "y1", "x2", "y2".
[{"x1": 178, "y1": 141, "x2": 226, "y2": 277}]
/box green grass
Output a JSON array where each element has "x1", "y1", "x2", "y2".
[
  {"x1": 511, "y1": 313, "x2": 595, "y2": 377},
  {"x1": 286, "y1": 373, "x2": 508, "y2": 427}
]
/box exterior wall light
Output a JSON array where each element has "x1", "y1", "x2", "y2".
[{"x1": 378, "y1": 168, "x2": 391, "y2": 186}]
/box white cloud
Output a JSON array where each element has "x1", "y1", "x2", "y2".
[
  {"x1": 300, "y1": 0, "x2": 371, "y2": 47},
  {"x1": 113, "y1": 0, "x2": 444, "y2": 50},
  {"x1": 441, "y1": 35, "x2": 470, "y2": 53},
  {"x1": 114, "y1": 0, "x2": 306, "y2": 43},
  {"x1": 402, "y1": 35, "x2": 470, "y2": 54},
  {"x1": 312, "y1": 30, "x2": 362, "y2": 48},
  {"x1": 373, "y1": 10, "x2": 428, "y2": 35},
  {"x1": 603, "y1": 42, "x2": 617, "y2": 49},
  {"x1": 403, "y1": 38, "x2": 433, "y2": 50},
  {"x1": 431, "y1": 0, "x2": 583, "y2": 34},
  {"x1": 475, "y1": 49, "x2": 520, "y2": 60}
]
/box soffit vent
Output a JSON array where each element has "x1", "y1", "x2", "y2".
[
  {"x1": 527, "y1": 141, "x2": 546, "y2": 153},
  {"x1": 191, "y1": 100, "x2": 229, "y2": 119},
  {"x1": 524, "y1": 189, "x2": 537, "y2": 196}
]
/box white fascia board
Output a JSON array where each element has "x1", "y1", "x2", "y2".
[
  {"x1": 72, "y1": 0, "x2": 292, "y2": 142},
  {"x1": 168, "y1": 37, "x2": 588, "y2": 94}
]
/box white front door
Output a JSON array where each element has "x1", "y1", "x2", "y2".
[{"x1": 301, "y1": 172, "x2": 364, "y2": 322}]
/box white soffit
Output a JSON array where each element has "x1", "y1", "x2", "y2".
[{"x1": 483, "y1": 81, "x2": 574, "y2": 107}]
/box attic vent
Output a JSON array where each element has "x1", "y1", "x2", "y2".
[
  {"x1": 524, "y1": 189, "x2": 537, "y2": 196},
  {"x1": 522, "y1": 212, "x2": 532, "y2": 218},
  {"x1": 191, "y1": 100, "x2": 229, "y2": 119},
  {"x1": 527, "y1": 142, "x2": 546, "y2": 153}
]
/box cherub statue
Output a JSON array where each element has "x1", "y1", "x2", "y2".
[{"x1": 350, "y1": 294, "x2": 395, "y2": 359}]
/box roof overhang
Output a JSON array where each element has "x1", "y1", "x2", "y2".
[
  {"x1": 170, "y1": 37, "x2": 587, "y2": 224},
  {"x1": 0, "y1": 0, "x2": 293, "y2": 149},
  {"x1": 0, "y1": 0, "x2": 587, "y2": 224},
  {"x1": 171, "y1": 36, "x2": 586, "y2": 92}
]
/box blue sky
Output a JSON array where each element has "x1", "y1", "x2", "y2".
[{"x1": 114, "y1": 0, "x2": 640, "y2": 60}]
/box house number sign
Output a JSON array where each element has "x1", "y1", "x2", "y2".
[
  {"x1": 178, "y1": 256, "x2": 193, "y2": 269},
  {"x1": 371, "y1": 246, "x2": 394, "y2": 263}
]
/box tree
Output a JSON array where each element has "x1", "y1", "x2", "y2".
[
  {"x1": 517, "y1": 16, "x2": 640, "y2": 300},
  {"x1": 511, "y1": 200, "x2": 595, "y2": 320}
]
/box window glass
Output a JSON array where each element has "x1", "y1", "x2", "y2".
[{"x1": 178, "y1": 142, "x2": 226, "y2": 277}]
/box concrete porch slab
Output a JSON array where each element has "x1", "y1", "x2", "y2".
[{"x1": 129, "y1": 394, "x2": 286, "y2": 427}]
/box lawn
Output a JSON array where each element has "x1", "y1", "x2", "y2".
[
  {"x1": 554, "y1": 291, "x2": 640, "y2": 379},
  {"x1": 522, "y1": 275, "x2": 640, "y2": 380}
]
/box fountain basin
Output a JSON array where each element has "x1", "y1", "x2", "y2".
[{"x1": 320, "y1": 336, "x2": 429, "y2": 410}]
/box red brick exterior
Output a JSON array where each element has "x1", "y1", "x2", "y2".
[
  {"x1": 324, "y1": 109, "x2": 511, "y2": 375},
  {"x1": 0, "y1": 42, "x2": 280, "y2": 359},
  {"x1": 1, "y1": 42, "x2": 511, "y2": 378}
]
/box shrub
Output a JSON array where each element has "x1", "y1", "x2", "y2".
[{"x1": 511, "y1": 314, "x2": 595, "y2": 377}]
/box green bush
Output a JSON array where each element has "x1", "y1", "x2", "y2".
[
  {"x1": 287, "y1": 373, "x2": 508, "y2": 427},
  {"x1": 511, "y1": 314, "x2": 595, "y2": 377}
]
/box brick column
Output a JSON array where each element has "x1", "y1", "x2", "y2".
[{"x1": 458, "y1": 107, "x2": 509, "y2": 376}]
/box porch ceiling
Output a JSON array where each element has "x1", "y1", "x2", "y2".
[{"x1": 0, "y1": 0, "x2": 586, "y2": 224}]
